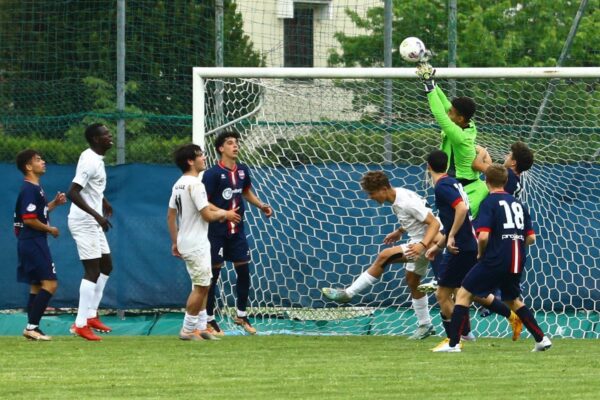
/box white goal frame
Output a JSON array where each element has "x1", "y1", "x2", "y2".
[
  {"x1": 193, "y1": 67, "x2": 600, "y2": 145},
  {"x1": 192, "y1": 67, "x2": 600, "y2": 337}
]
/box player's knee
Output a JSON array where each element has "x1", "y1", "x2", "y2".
[
  {"x1": 100, "y1": 254, "x2": 113, "y2": 275},
  {"x1": 42, "y1": 280, "x2": 58, "y2": 294}
]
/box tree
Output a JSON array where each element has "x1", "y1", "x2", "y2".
[
  {"x1": 0, "y1": 0, "x2": 264, "y2": 137},
  {"x1": 327, "y1": 0, "x2": 600, "y2": 126}
]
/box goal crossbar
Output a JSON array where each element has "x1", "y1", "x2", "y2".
[{"x1": 193, "y1": 67, "x2": 600, "y2": 79}]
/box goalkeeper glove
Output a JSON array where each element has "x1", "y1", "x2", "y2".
[{"x1": 416, "y1": 63, "x2": 436, "y2": 93}]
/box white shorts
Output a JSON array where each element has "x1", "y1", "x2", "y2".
[
  {"x1": 180, "y1": 248, "x2": 212, "y2": 287},
  {"x1": 68, "y1": 219, "x2": 110, "y2": 260},
  {"x1": 400, "y1": 243, "x2": 429, "y2": 277}
]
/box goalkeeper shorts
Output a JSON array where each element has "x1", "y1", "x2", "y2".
[{"x1": 464, "y1": 179, "x2": 489, "y2": 219}]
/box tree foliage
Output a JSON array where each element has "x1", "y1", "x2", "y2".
[
  {"x1": 327, "y1": 0, "x2": 600, "y2": 128},
  {"x1": 0, "y1": 0, "x2": 264, "y2": 138}
]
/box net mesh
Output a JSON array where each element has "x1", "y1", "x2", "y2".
[{"x1": 200, "y1": 74, "x2": 600, "y2": 338}]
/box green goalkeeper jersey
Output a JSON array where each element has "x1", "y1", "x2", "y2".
[
  {"x1": 427, "y1": 85, "x2": 479, "y2": 181},
  {"x1": 427, "y1": 85, "x2": 488, "y2": 218}
]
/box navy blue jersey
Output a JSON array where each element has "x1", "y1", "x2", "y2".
[
  {"x1": 476, "y1": 191, "x2": 534, "y2": 273},
  {"x1": 505, "y1": 168, "x2": 523, "y2": 199},
  {"x1": 202, "y1": 161, "x2": 252, "y2": 237},
  {"x1": 434, "y1": 175, "x2": 477, "y2": 252},
  {"x1": 14, "y1": 181, "x2": 49, "y2": 240}
]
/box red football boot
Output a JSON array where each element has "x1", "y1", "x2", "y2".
[
  {"x1": 87, "y1": 316, "x2": 112, "y2": 333},
  {"x1": 70, "y1": 324, "x2": 102, "y2": 341}
]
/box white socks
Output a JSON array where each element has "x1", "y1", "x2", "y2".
[
  {"x1": 183, "y1": 313, "x2": 199, "y2": 332},
  {"x1": 346, "y1": 271, "x2": 378, "y2": 297},
  {"x1": 412, "y1": 296, "x2": 431, "y2": 326},
  {"x1": 198, "y1": 310, "x2": 208, "y2": 331},
  {"x1": 75, "y1": 279, "x2": 96, "y2": 327},
  {"x1": 88, "y1": 273, "x2": 109, "y2": 319}
]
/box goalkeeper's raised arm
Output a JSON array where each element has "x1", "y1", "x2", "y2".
[{"x1": 416, "y1": 70, "x2": 488, "y2": 217}]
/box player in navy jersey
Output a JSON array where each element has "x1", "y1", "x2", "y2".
[
  {"x1": 434, "y1": 164, "x2": 551, "y2": 352},
  {"x1": 426, "y1": 151, "x2": 522, "y2": 350},
  {"x1": 472, "y1": 141, "x2": 534, "y2": 317},
  {"x1": 201, "y1": 131, "x2": 273, "y2": 335},
  {"x1": 14, "y1": 149, "x2": 67, "y2": 340},
  {"x1": 473, "y1": 141, "x2": 534, "y2": 199},
  {"x1": 425, "y1": 150, "x2": 478, "y2": 347}
]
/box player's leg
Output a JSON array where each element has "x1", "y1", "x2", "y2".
[
  {"x1": 233, "y1": 261, "x2": 256, "y2": 334},
  {"x1": 179, "y1": 250, "x2": 219, "y2": 341},
  {"x1": 86, "y1": 250, "x2": 113, "y2": 333},
  {"x1": 68, "y1": 220, "x2": 102, "y2": 341},
  {"x1": 227, "y1": 233, "x2": 256, "y2": 334},
  {"x1": 321, "y1": 246, "x2": 406, "y2": 303},
  {"x1": 473, "y1": 293, "x2": 522, "y2": 341},
  {"x1": 406, "y1": 251, "x2": 434, "y2": 339},
  {"x1": 20, "y1": 239, "x2": 56, "y2": 341},
  {"x1": 417, "y1": 252, "x2": 442, "y2": 294},
  {"x1": 434, "y1": 262, "x2": 492, "y2": 352},
  {"x1": 206, "y1": 235, "x2": 225, "y2": 336},
  {"x1": 464, "y1": 179, "x2": 489, "y2": 219},
  {"x1": 502, "y1": 276, "x2": 551, "y2": 351}
]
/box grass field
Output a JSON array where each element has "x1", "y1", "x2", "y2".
[{"x1": 1, "y1": 335, "x2": 599, "y2": 399}]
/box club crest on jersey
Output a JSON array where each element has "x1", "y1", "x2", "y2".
[
  {"x1": 26, "y1": 203, "x2": 36, "y2": 212},
  {"x1": 238, "y1": 170, "x2": 245, "y2": 180}
]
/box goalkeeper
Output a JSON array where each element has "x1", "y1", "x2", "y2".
[{"x1": 417, "y1": 64, "x2": 488, "y2": 218}]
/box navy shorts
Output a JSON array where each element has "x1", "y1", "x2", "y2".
[
  {"x1": 209, "y1": 232, "x2": 250, "y2": 265},
  {"x1": 17, "y1": 237, "x2": 57, "y2": 284},
  {"x1": 461, "y1": 262, "x2": 522, "y2": 301},
  {"x1": 438, "y1": 250, "x2": 477, "y2": 288}
]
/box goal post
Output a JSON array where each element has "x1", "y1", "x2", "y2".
[{"x1": 193, "y1": 67, "x2": 600, "y2": 338}]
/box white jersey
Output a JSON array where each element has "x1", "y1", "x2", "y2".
[
  {"x1": 391, "y1": 188, "x2": 431, "y2": 242},
  {"x1": 68, "y1": 148, "x2": 106, "y2": 223},
  {"x1": 168, "y1": 175, "x2": 210, "y2": 254}
]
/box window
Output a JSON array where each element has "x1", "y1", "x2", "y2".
[{"x1": 284, "y1": 6, "x2": 313, "y2": 68}]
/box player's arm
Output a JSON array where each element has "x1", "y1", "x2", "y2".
[
  {"x1": 428, "y1": 91, "x2": 466, "y2": 145},
  {"x1": 242, "y1": 188, "x2": 273, "y2": 217},
  {"x1": 200, "y1": 203, "x2": 241, "y2": 224},
  {"x1": 446, "y1": 201, "x2": 469, "y2": 254},
  {"x1": 383, "y1": 227, "x2": 406, "y2": 244},
  {"x1": 472, "y1": 145, "x2": 492, "y2": 173},
  {"x1": 525, "y1": 233, "x2": 535, "y2": 246},
  {"x1": 433, "y1": 85, "x2": 452, "y2": 111},
  {"x1": 102, "y1": 197, "x2": 113, "y2": 217},
  {"x1": 22, "y1": 217, "x2": 59, "y2": 238},
  {"x1": 166, "y1": 207, "x2": 180, "y2": 257},
  {"x1": 48, "y1": 192, "x2": 67, "y2": 211},
  {"x1": 405, "y1": 212, "x2": 441, "y2": 258},
  {"x1": 524, "y1": 205, "x2": 535, "y2": 246},
  {"x1": 425, "y1": 232, "x2": 446, "y2": 260},
  {"x1": 477, "y1": 231, "x2": 489, "y2": 259},
  {"x1": 67, "y1": 182, "x2": 112, "y2": 231}
]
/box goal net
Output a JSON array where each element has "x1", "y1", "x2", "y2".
[{"x1": 193, "y1": 67, "x2": 600, "y2": 338}]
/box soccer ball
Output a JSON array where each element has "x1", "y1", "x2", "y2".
[{"x1": 399, "y1": 37, "x2": 427, "y2": 63}]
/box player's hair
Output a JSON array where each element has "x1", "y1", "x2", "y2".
[
  {"x1": 511, "y1": 141, "x2": 534, "y2": 173},
  {"x1": 426, "y1": 150, "x2": 448, "y2": 173},
  {"x1": 85, "y1": 123, "x2": 107, "y2": 145},
  {"x1": 485, "y1": 164, "x2": 508, "y2": 188},
  {"x1": 451, "y1": 97, "x2": 477, "y2": 121},
  {"x1": 16, "y1": 149, "x2": 40, "y2": 175},
  {"x1": 173, "y1": 143, "x2": 203, "y2": 173},
  {"x1": 360, "y1": 171, "x2": 391, "y2": 192},
  {"x1": 214, "y1": 130, "x2": 241, "y2": 155}
]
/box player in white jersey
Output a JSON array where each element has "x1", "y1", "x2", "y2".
[
  {"x1": 167, "y1": 144, "x2": 241, "y2": 341},
  {"x1": 322, "y1": 171, "x2": 442, "y2": 339},
  {"x1": 67, "y1": 123, "x2": 115, "y2": 341}
]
